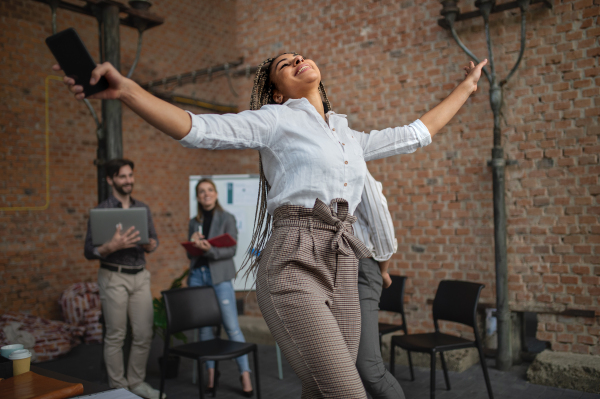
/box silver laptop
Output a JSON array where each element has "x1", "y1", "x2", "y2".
[{"x1": 90, "y1": 208, "x2": 149, "y2": 246}]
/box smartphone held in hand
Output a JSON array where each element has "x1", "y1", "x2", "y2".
[{"x1": 45, "y1": 28, "x2": 109, "y2": 97}]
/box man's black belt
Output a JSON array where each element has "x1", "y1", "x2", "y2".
[{"x1": 101, "y1": 263, "x2": 144, "y2": 274}]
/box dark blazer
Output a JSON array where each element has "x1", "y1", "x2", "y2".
[{"x1": 188, "y1": 209, "x2": 238, "y2": 286}]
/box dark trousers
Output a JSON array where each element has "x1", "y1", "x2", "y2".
[{"x1": 356, "y1": 257, "x2": 406, "y2": 399}]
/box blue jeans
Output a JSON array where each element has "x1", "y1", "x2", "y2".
[{"x1": 188, "y1": 267, "x2": 251, "y2": 374}]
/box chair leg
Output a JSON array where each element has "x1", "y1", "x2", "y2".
[
  {"x1": 439, "y1": 352, "x2": 451, "y2": 391},
  {"x1": 407, "y1": 350, "x2": 415, "y2": 381},
  {"x1": 390, "y1": 340, "x2": 395, "y2": 377},
  {"x1": 253, "y1": 347, "x2": 261, "y2": 399},
  {"x1": 430, "y1": 352, "x2": 436, "y2": 399},
  {"x1": 476, "y1": 343, "x2": 494, "y2": 399},
  {"x1": 159, "y1": 350, "x2": 168, "y2": 399},
  {"x1": 213, "y1": 361, "x2": 219, "y2": 398},
  {"x1": 275, "y1": 343, "x2": 283, "y2": 380},
  {"x1": 159, "y1": 357, "x2": 166, "y2": 399},
  {"x1": 197, "y1": 360, "x2": 205, "y2": 399}
]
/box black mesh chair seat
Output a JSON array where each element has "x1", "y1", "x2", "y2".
[
  {"x1": 392, "y1": 332, "x2": 475, "y2": 353},
  {"x1": 390, "y1": 280, "x2": 493, "y2": 399},
  {"x1": 171, "y1": 339, "x2": 257, "y2": 362},
  {"x1": 159, "y1": 286, "x2": 261, "y2": 399},
  {"x1": 378, "y1": 322, "x2": 404, "y2": 336}
]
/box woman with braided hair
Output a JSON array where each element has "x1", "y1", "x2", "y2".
[{"x1": 56, "y1": 53, "x2": 487, "y2": 398}]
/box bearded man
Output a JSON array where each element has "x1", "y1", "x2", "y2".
[{"x1": 84, "y1": 158, "x2": 162, "y2": 399}]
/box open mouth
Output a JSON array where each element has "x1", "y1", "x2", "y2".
[{"x1": 296, "y1": 64, "x2": 311, "y2": 76}]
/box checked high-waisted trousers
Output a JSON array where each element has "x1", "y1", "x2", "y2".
[{"x1": 257, "y1": 198, "x2": 371, "y2": 398}]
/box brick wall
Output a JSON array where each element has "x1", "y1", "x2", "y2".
[
  {"x1": 0, "y1": 0, "x2": 258, "y2": 318},
  {"x1": 234, "y1": 0, "x2": 599, "y2": 355},
  {"x1": 1, "y1": 0, "x2": 598, "y2": 357}
]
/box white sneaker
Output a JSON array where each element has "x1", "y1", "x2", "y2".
[{"x1": 129, "y1": 382, "x2": 167, "y2": 399}]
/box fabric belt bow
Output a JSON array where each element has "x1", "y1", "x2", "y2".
[{"x1": 312, "y1": 198, "x2": 371, "y2": 259}]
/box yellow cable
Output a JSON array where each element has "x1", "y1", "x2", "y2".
[{"x1": 0, "y1": 75, "x2": 62, "y2": 212}]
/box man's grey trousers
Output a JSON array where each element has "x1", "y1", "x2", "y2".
[{"x1": 356, "y1": 257, "x2": 406, "y2": 399}]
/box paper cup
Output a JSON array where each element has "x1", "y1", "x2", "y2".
[
  {"x1": 1, "y1": 344, "x2": 24, "y2": 359},
  {"x1": 9, "y1": 349, "x2": 31, "y2": 376}
]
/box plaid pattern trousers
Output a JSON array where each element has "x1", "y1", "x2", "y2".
[{"x1": 257, "y1": 198, "x2": 371, "y2": 398}]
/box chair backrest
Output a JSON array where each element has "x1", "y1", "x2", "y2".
[
  {"x1": 432, "y1": 280, "x2": 484, "y2": 328},
  {"x1": 379, "y1": 275, "x2": 407, "y2": 314},
  {"x1": 162, "y1": 286, "x2": 222, "y2": 335}
]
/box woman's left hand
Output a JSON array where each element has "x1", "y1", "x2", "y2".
[
  {"x1": 463, "y1": 59, "x2": 487, "y2": 93},
  {"x1": 195, "y1": 238, "x2": 212, "y2": 252}
]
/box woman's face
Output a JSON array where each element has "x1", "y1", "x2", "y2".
[
  {"x1": 197, "y1": 182, "x2": 218, "y2": 211},
  {"x1": 270, "y1": 53, "x2": 321, "y2": 104}
]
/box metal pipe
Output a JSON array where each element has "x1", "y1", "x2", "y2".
[
  {"x1": 438, "y1": 0, "x2": 551, "y2": 26},
  {"x1": 101, "y1": 3, "x2": 123, "y2": 170},
  {"x1": 140, "y1": 59, "x2": 244, "y2": 90},
  {"x1": 442, "y1": 0, "x2": 532, "y2": 371},
  {"x1": 91, "y1": 10, "x2": 106, "y2": 205},
  {"x1": 51, "y1": 5, "x2": 57, "y2": 33},
  {"x1": 478, "y1": 0, "x2": 512, "y2": 371},
  {"x1": 502, "y1": 2, "x2": 529, "y2": 86},
  {"x1": 126, "y1": 29, "x2": 144, "y2": 79},
  {"x1": 483, "y1": 19, "x2": 496, "y2": 80},
  {"x1": 492, "y1": 147, "x2": 511, "y2": 371},
  {"x1": 449, "y1": 23, "x2": 491, "y2": 83},
  {"x1": 224, "y1": 63, "x2": 239, "y2": 97}
]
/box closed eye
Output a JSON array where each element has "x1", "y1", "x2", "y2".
[{"x1": 280, "y1": 63, "x2": 289, "y2": 70}]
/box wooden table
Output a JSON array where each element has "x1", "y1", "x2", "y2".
[{"x1": 30, "y1": 366, "x2": 109, "y2": 396}]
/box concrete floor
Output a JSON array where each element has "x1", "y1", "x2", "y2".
[{"x1": 35, "y1": 343, "x2": 599, "y2": 399}]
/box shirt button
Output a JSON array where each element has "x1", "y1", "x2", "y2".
[
  {"x1": 344, "y1": 183, "x2": 347, "y2": 187},
  {"x1": 345, "y1": 161, "x2": 348, "y2": 164},
  {"x1": 332, "y1": 128, "x2": 336, "y2": 131},
  {"x1": 342, "y1": 143, "x2": 345, "y2": 145}
]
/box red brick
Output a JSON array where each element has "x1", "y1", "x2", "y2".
[{"x1": 2, "y1": 0, "x2": 599, "y2": 354}]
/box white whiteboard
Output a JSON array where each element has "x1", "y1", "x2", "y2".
[{"x1": 189, "y1": 174, "x2": 260, "y2": 291}]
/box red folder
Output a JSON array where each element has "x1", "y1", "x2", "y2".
[{"x1": 181, "y1": 233, "x2": 237, "y2": 257}]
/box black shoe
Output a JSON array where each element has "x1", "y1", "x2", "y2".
[
  {"x1": 240, "y1": 376, "x2": 254, "y2": 398},
  {"x1": 206, "y1": 370, "x2": 220, "y2": 395}
]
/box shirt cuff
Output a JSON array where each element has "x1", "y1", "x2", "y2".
[
  {"x1": 93, "y1": 247, "x2": 105, "y2": 260},
  {"x1": 179, "y1": 111, "x2": 207, "y2": 148},
  {"x1": 144, "y1": 240, "x2": 159, "y2": 253},
  {"x1": 411, "y1": 119, "x2": 432, "y2": 148},
  {"x1": 372, "y1": 239, "x2": 398, "y2": 262}
]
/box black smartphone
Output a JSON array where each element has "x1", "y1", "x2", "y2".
[{"x1": 45, "y1": 28, "x2": 109, "y2": 97}]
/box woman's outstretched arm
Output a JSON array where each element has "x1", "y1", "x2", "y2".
[
  {"x1": 420, "y1": 59, "x2": 488, "y2": 138},
  {"x1": 355, "y1": 59, "x2": 488, "y2": 161},
  {"x1": 54, "y1": 62, "x2": 192, "y2": 140}
]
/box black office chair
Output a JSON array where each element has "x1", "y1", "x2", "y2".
[
  {"x1": 160, "y1": 286, "x2": 261, "y2": 399},
  {"x1": 390, "y1": 280, "x2": 493, "y2": 399},
  {"x1": 378, "y1": 275, "x2": 414, "y2": 380}
]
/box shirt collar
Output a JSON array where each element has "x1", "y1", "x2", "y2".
[
  {"x1": 108, "y1": 195, "x2": 136, "y2": 208},
  {"x1": 283, "y1": 98, "x2": 347, "y2": 119}
]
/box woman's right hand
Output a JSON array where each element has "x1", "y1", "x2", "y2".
[
  {"x1": 53, "y1": 62, "x2": 129, "y2": 101},
  {"x1": 192, "y1": 233, "x2": 205, "y2": 248},
  {"x1": 54, "y1": 61, "x2": 192, "y2": 140}
]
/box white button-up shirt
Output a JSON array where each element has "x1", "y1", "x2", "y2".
[
  {"x1": 354, "y1": 170, "x2": 397, "y2": 262},
  {"x1": 180, "y1": 98, "x2": 431, "y2": 215}
]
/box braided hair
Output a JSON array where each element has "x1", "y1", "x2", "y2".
[{"x1": 241, "y1": 53, "x2": 333, "y2": 278}]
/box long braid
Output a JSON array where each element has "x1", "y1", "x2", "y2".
[
  {"x1": 241, "y1": 53, "x2": 333, "y2": 280},
  {"x1": 319, "y1": 82, "x2": 332, "y2": 113}
]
